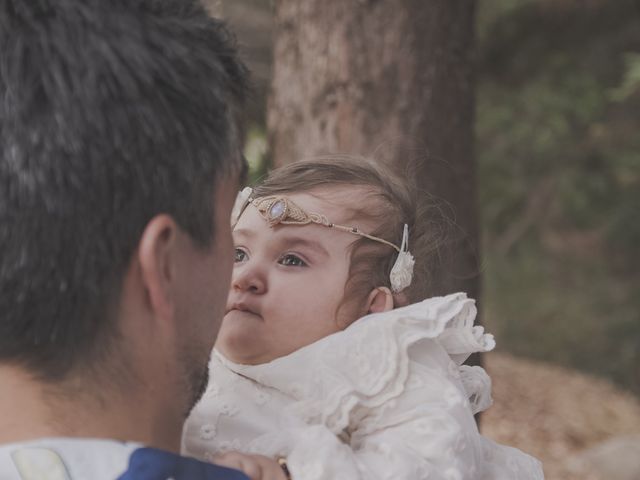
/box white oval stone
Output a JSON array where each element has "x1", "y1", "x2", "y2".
[{"x1": 269, "y1": 199, "x2": 286, "y2": 220}]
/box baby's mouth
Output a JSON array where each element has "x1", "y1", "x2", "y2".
[{"x1": 226, "y1": 302, "x2": 261, "y2": 318}]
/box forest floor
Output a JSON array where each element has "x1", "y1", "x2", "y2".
[{"x1": 482, "y1": 352, "x2": 640, "y2": 480}]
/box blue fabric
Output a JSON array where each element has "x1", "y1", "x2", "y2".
[{"x1": 118, "y1": 447, "x2": 250, "y2": 480}]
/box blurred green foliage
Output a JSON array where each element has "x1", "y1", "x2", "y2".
[{"x1": 478, "y1": 0, "x2": 640, "y2": 393}]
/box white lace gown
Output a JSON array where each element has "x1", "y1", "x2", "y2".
[{"x1": 182, "y1": 293, "x2": 544, "y2": 480}]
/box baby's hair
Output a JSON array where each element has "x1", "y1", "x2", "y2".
[{"x1": 251, "y1": 156, "x2": 447, "y2": 316}]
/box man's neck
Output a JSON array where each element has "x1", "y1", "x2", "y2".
[{"x1": 0, "y1": 365, "x2": 183, "y2": 453}]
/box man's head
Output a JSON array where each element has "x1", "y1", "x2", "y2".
[{"x1": 0, "y1": 0, "x2": 247, "y2": 406}]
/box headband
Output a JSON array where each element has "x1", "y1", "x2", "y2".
[{"x1": 231, "y1": 187, "x2": 414, "y2": 293}]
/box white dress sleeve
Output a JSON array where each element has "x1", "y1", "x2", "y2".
[
  {"x1": 184, "y1": 293, "x2": 544, "y2": 480},
  {"x1": 274, "y1": 342, "x2": 541, "y2": 480},
  {"x1": 273, "y1": 341, "x2": 484, "y2": 480}
]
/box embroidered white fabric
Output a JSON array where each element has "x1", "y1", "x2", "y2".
[{"x1": 182, "y1": 293, "x2": 544, "y2": 480}]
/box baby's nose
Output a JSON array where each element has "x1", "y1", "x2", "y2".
[{"x1": 232, "y1": 266, "x2": 266, "y2": 294}]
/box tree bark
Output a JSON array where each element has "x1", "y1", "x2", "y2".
[{"x1": 269, "y1": 0, "x2": 479, "y2": 302}]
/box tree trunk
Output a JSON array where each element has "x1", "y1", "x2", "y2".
[{"x1": 269, "y1": 0, "x2": 479, "y2": 303}]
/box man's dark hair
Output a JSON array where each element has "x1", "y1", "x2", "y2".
[{"x1": 0, "y1": 0, "x2": 248, "y2": 380}]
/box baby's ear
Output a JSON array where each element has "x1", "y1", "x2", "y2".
[{"x1": 365, "y1": 287, "x2": 394, "y2": 314}]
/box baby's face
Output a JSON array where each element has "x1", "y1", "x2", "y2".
[{"x1": 216, "y1": 187, "x2": 364, "y2": 365}]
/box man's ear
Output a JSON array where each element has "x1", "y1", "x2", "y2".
[
  {"x1": 137, "y1": 214, "x2": 179, "y2": 321},
  {"x1": 365, "y1": 287, "x2": 394, "y2": 314}
]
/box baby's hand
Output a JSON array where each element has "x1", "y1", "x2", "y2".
[{"x1": 213, "y1": 451, "x2": 289, "y2": 480}]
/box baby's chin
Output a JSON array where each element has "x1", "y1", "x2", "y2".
[
  {"x1": 216, "y1": 343, "x2": 275, "y2": 366},
  {"x1": 215, "y1": 318, "x2": 273, "y2": 366}
]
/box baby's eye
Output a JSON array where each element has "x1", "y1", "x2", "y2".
[
  {"x1": 278, "y1": 254, "x2": 307, "y2": 267},
  {"x1": 234, "y1": 248, "x2": 248, "y2": 263}
]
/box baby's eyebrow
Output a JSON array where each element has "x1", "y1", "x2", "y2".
[
  {"x1": 233, "y1": 228, "x2": 330, "y2": 257},
  {"x1": 279, "y1": 236, "x2": 330, "y2": 258},
  {"x1": 233, "y1": 227, "x2": 256, "y2": 239}
]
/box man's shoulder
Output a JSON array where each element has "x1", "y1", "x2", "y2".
[
  {"x1": 0, "y1": 438, "x2": 248, "y2": 480},
  {"x1": 119, "y1": 446, "x2": 249, "y2": 480}
]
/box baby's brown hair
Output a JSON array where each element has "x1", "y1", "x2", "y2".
[{"x1": 251, "y1": 156, "x2": 446, "y2": 317}]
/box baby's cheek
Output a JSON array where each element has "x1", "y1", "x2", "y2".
[{"x1": 334, "y1": 292, "x2": 369, "y2": 329}]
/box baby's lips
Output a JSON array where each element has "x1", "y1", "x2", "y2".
[{"x1": 227, "y1": 300, "x2": 260, "y2": 316}]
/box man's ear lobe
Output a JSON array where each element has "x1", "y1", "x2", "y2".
[
  {"x1": 137, "y1": 214, "x2": 179, "y2": 320},
  {"x1": 365, "y1": 287, "x2": 394, "y2": 314}
]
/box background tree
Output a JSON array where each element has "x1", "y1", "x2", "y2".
[{"x1": 268, "y1": 0, "x2": 479, "y2": 301}]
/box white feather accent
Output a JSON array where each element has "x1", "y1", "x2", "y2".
[
  {"x1": 231, "y1": 187, "x2": 253, "y2": 226},
  {"x1": 389, "y1": 224, "x2": 415, "y2": 293}
]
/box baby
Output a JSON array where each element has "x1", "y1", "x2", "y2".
[{"x1": 183, "y1": 158, "x2": 544, "y2": 480}]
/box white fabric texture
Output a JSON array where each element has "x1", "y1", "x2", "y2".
[{"x1": 183, "y1": 293, "x2": 544, "y2": 479}]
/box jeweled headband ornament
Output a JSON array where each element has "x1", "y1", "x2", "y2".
[{"x1": 231, "y1": 187, "x2": 415, "y2": 293}]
